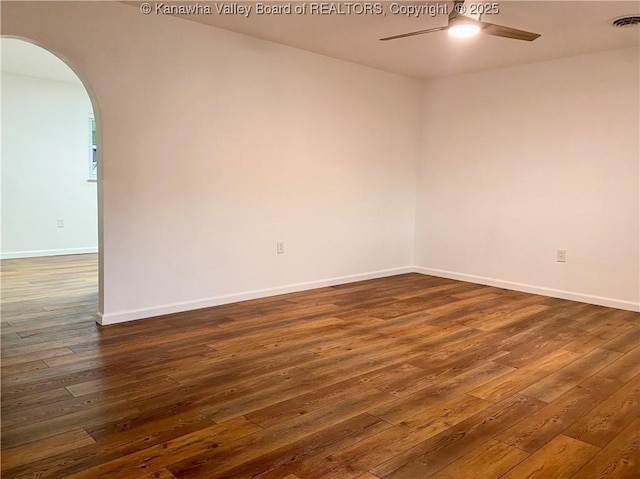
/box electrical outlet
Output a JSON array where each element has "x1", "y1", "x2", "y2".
[
  {"x1": 277, "y1": 240, "x2": 285, "y2": 255},
  {"x1": 557, "y1": 249, "x2": 567, "y2": 263},
  {"x1": 57, "y1": 218, "x2": 65, "y2": 228}
]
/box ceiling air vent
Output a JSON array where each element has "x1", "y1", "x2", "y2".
[{"x1": 612, "y1": 16, "x2": 640, "y2": 27}]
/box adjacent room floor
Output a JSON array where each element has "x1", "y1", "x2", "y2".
[{"x1": 1, "y1": 254, "x2": 638, "y2": 478}]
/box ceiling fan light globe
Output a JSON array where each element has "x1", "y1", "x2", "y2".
[{"x1": 448, "y1": 24, "x2": 481, "y2": 38}]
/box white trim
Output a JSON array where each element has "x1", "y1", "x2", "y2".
[
  {"x1": 414, "y1": 267, "x2": 640, "y2": 313},
  {"x1": 97, "y1": 266, "x2": 414, "y2": 325},
  {"x1": 97, "y1": 264, "x2": 639, "y2": 325},
  {"x1": 1, "y1": 247, "x2": 98, "y2": 259}
]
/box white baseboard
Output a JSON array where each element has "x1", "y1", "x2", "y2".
[
  {"x1": 1, "y1": 247, "x2": 98, "y2": 259},
  {"x1": 98, "y1": 264, "x2": 639, "y2": 325},
  {"x1": 97, "y1": 266, "x2": 414, "y2": 325},
  {"x1": 415, "y1": 267, "x2": 640, "y2": 313}
]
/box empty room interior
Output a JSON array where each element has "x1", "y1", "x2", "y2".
[{"x1": 1, "y1": 1, "x2": 639, "y2": 478}]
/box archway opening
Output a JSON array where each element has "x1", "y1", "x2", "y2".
[{"x1": 1, "y1": 37, "x2": 103, "y2": 324}]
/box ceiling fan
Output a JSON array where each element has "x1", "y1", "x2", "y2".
[{"x1": 380, "y1": 0, "x2": 541, "y2": 42}]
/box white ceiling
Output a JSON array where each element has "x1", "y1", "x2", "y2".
[
  {"x1": 132, "y1": 0, "x2": 640, "y2": 80},
  {"x1": 2, "y1": 2, "x2": 638, "y2": 83},
  {"x1": 1, "y1": 38, "x2": 82, "y2": 84}
]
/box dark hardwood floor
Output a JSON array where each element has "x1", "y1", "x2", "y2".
[{"x1": 1, "y1": 254, "x2": 638, "y2": 478}]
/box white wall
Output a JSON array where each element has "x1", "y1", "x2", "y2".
[
  {"x1": 3, "y1": 3, "x2": 637, "y2": 323},
  {"x1": 415, "y1": 47, "x2": 640, "y2": 311},
  {"x1": 1, "y1": 2, "x2": 422, "y2": 323},
  {"x1": 1, "y1": 72, "x2": 97, "y2": 258}
]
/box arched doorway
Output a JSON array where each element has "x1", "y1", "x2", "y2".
[{"x1": 1, "y1": 37, "x2": 104, "y2": 323}]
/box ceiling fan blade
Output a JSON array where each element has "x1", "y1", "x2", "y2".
[
  {"x1": 380, "y1": 26, "x2": 448, "y2": 41},
  {"x1": 480, "y1": 21, "x2": 541, "y2": 41}
]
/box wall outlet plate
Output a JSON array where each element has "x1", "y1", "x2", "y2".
[{"x1": 557, "y1": 249, "x2": 567, "y2": 263}]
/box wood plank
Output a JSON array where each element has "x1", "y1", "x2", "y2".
[
  {"x1": 1, "y1": 347, "x2": 75, "y2": 366},
  {"x1": 298, "y1": 394, "x2": 492, "y2": 479},
  {"x1": 1, "y1": 386, "x2": 73, "y2": 410},
  {"x1": 428, "y1": 439, "x2": 529, "y2": 479},
  {"x1": 470, "y1": 349, "x2": 580, "y2": 403},
  {"x1": 135, "y1": 469, "x2": 177, "y2": 479},
  {"x1": 497, "y1": 375, "x2": 623, "y2": 453},
  {"x1": 601, "y1": 327, "x2": 640, "y2": 353},
  {"x1": 204, "y1": 413, "x2": 390, "y2": 479},
  {"x1": 1, "y1": 398, "x2": 141, "y2": 449},
  {"x1": 569, "y1": 418, "x2": 640, "y2": 479},
  {"x1": 493, "y1": 325, "x2": 584, "y2": 368},
  {"x1": 244, "y1": 364, "x2": 417, "y2": 429},
  {"x1": 369, "y1": 361, "x2": 515, "y2": 424},
  {"x1": 520, "y1": 348, "x2": 623, "y2": 403},
  {"x1": 371, "y1": 394, "x2": 546, "y2": 479},
  {"x1": 499, "y1": 435, "x2": 600, "y2": 479},
  {"x1": 9, "y1": 416, "x2": 248, "y2": 479},
  {"x1": 595, "y1": 346, "x2": 640, "y2": 384},
  {"x1": 165, "y1": 393, "x2": 398, "y2": 479},
  {"x1": 37, "y1": 416, "x2": 261, "y2": 479},
  {"x1": 0, "y1": 359, "x2": 50, "y2": 377},
  {"x1": 1, "y1": 428, "x2": 96, "y2": 470},
  {"x1": 564, "y1": 376, "x2": 640, "y2": 448}
]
